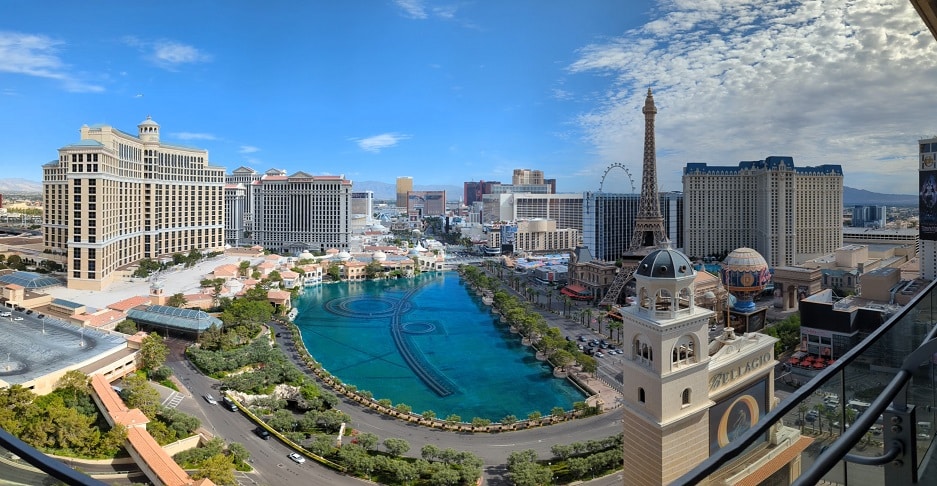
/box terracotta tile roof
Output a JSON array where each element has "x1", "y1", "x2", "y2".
[
  {"x1": 90, "y1": 374, "x2": 128, "y2": 414},
  {"x1": 75, "y1": 309, "x2": 127, "y2": 328},
  {"x1": 126, "y1": 427, "x2": 194, "y2": 486},
  {"x1": 108, "y1": 296, "x2": 153, "y2": 312},
  {"x1": 280, "y1": 270, "x2": 299, "y2": 278},
  {"x1": 267, "y1": 290, "x2": 291, "y2": 302},
  {"x1": 211, "y1": 264, "x2": 239, "y2": 277},
  {"x1": 4, "y1": 283, "x2": 24, "y2": 290}
]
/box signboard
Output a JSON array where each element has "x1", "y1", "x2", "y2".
[{"x1": 709, "y1": 378, "x2": 768, "y2": 455}]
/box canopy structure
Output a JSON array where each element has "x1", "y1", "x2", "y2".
[
  {"x1": 0, "y1": 271, "x2": 63, "y2": 289},
  {"x1": 127, "y1": 305, "x2": 222, "y2": 336}
]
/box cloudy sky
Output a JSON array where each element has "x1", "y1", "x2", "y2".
[{"x1": 0, "y1": 0, "x2": 934, "y2": 195}]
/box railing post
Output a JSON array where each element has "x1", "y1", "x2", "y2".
[{"x1": 883, "y1": 403, "x2": 918, "y2": 485}]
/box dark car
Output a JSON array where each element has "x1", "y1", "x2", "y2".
[
  {"x1": 222, "y1": 396, "x2": 238, "y2": 412},
  {"x1": 255, "y1": 427, "x2": 270, "y2": 440}
]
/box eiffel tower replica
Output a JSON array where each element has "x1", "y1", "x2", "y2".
[{"x1": 599, "y1": 88, "x2": 670, "y2": 307}]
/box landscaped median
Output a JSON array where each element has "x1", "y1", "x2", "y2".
[{"x1": 224, "y1": 392, "x2": 346, "y2": 472}]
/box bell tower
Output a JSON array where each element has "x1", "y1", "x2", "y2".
[{"x1": 619, "y1": 248, "x2": 713, "y2": 485}]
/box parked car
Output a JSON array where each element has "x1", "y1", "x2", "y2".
[
  {"x1": 288, "y1": 453, "x2": 306, "y2": 464},
  {"x1": 805, "y1": 410, "x2": 818, "y2": 423}
]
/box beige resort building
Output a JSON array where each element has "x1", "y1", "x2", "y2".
[{"x1": 42, "y1": 116, "x2": 225, "y2": 291}]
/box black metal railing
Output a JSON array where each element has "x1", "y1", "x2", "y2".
[
  {"x1": 0, "y1": 427, "x2": 107, "y2": 485},
  {"x1": 675, "y1": 278, "x2": 937, "y2": 485}
]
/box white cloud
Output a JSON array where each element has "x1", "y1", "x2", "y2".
[
  {"x1": 353, "y1": 133, "x2": 410, "y2": 153},
  {"x1": 395, "y1": 0, "x2": 428, "y2": 19},
  {"x1": 395, "y1": 0, "x2": 463, "y2": 22},
  {"x1": 124, "y1": 36, "x2": 211, "y2": 71},
  {"x1": 153, "y1": 41, "x2": 211, "y2": 66},
  {"x1": 239, "y1": 145, "x2": 260, "y2": 154},
  {"x1": 0, "y1": 31, "x2": 104, "y2": 92},
  {"x1": 567, "y1": 0, "x2": 937, "y2": 194},
  {"x1": 173, "y1": 132, "x2": 217, "y2": 141}
]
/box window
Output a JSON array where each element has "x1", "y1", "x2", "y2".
[
  {"x1": 639, "y1": 388, "x2": 646, "y2": 403},
  {"x1": 682, "y1": 389, "x2": 691, "y2": 405}
]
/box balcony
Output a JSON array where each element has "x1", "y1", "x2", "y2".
[{"x1": 676, "y1": 276, "x2": 937, "y2": 485}]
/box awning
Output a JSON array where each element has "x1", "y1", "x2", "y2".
[{"x1": 561, "y1": 284, "x2": 592, "y2": 300}]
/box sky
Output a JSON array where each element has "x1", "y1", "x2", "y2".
[{"x1": 1, "y1": 0, "x2": 935, "y2": 195}]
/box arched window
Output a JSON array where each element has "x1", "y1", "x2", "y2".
[
  {"x1": 678, "y1": 287, "x2": 693, "y2": 310},
  {"x1": 672, "y1": 334, "x2": 698, "y2": 367},
  {"x1": 632, "y1": 335, "x2": 654, "y2": 364},
  {"x1": 639, "y1": 287, "x2": 650, "y2": 309},
  {"x1": 682, "y1": 388, "x2": 691, "y2": 405},
  {"x1": 656, "y1": 288, "x2": 673, "y2": 311},
  {"x1": 639, "y1": 388, "x2": 646, "y2": 403}
]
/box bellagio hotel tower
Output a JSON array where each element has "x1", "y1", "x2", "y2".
[{"x1": 42, "y1": 116, "x2": 225, "y2": 291}]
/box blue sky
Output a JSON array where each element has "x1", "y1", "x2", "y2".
[{"x1": 1, "y1": 1, "x2": 936, "y2": 195}]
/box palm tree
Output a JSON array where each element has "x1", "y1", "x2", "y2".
[
  {"x1": 583, "y1": 309, "x2": 593, "y2": 330},
  {"x1": 546, "y1": 290, "x2": 554, "y2": 313},
  {"x1": 608, "y1": 320, "x2": 622, "y2": 342},
  {"x1": 797, "y1": 404, "x2": 808, "y2": 432},
  {"x1": 596, "y1": 314, "x2": 605, "y2": 337}
]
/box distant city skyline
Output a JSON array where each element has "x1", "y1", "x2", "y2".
[{"x1": 2, "y1": 1, "x2": 936, "y2": 195}]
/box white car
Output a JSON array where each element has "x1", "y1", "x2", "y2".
[
  {"x1": 288, "y1": 452, "x2": 306, "y2": 464},
  {"x1": 12, "y1": 317, "x2": 23, "y2": 321},
  {"x1": 203, "y1": 394, "x2": 218, "y2": 405}
]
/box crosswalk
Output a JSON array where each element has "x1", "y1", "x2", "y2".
[{"x1": 162, "y1": 391, "x2": 184, "y2": 409}]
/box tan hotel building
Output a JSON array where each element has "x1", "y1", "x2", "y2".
[{"x1": 42, "y1": 116, "x2": 225, "y2": 291}]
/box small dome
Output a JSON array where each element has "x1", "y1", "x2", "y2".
[
  {"x1": 139, "y1": 115, "x2": 159, "y2": 126},
  {"x1": 373, "y1": 250, "x2": 387, "y2": 262},
  {"x1": 299, "y1": 251, "x2": 314, "y2": 260},
  {"x1": 635, "y1": 249, "x2": 695, "y2": 279},
  {"x1": 338, "y1": 250, "x2": 351, "y2": 261},
  {"x1": 226, "y1": 279, "x2": 244, "y2": 293}
]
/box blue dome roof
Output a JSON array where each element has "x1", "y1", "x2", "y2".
[{"x1": 635, "y1": 249, "x2": 695, "y2": 279}]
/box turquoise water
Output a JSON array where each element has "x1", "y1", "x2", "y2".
[{"x1": 293, "y1": 272, "x2": 586, "y2": 421}]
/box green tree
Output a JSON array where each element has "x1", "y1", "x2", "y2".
[
  {"x1": 56, "y1": 370, "x2": 89, "y2": 394},
  {"x1": 121, "y1": 373, "x2": 161, "y2": 418},
  {"x1": 227, "y1": 442, "x2": 250, "y2": 465},
  {"x1": 166, "y1": 293, "x2": 188, "y2": 308},
  {"x1": 383, "y1": 437, "x2": 410, "y2": 457},
  {"x1": 191, "y1": 453, "x2": 236, "y2": 485},
  {"x1": 115, "y1": 319, "x2": 138, "y2": 335},
  {"x1": 356, "y1": 432, "x2": 379, "y2": 451},
  {"x1": 140, "y1": 332, "x2": 169, "y2": 372}
]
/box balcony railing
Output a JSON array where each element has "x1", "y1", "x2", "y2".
[
  {"x1": 0, "y1": 427, "x2": 107, "y2": 485},
  {"x1": 676, "y1": 277, "x2": 937, "y2": 485}
]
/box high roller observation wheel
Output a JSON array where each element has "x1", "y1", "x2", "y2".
[{"x1": 598, "y1": 162, "x2": 636, "y2": 193}]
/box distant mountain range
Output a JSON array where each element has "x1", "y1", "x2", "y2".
[
  {"x1": 0, "y1": 178, "x2": 918, "y2": 206},
  {"x1": 0, "y1": 178, "x2": 42, "y2": 194},
  {"x1": 842, "y1": 187, "x2": 917, "y2": 207}
]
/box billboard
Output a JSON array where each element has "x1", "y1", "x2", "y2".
[
  {"x1": 921, "y1": 170, "x2": 937, "y2": 241},
  {"x1": 709, "y1": 378, "x2": 768, "y2": 455}
]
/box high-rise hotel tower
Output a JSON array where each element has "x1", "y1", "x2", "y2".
[
  {"x1": 42, "y1": 116, "x2": 225, "y2": 291},
  {"x1": 683, "y1": 157, "x2": 843, "y2": 267}
]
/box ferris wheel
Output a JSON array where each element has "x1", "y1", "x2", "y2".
[{"x1": 598, "y1": 162, "x2": 636, "y2": 193}]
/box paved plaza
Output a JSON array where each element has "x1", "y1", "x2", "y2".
[{"x1": 42, "y1": 254, "x2": 265, "y2": 310}]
